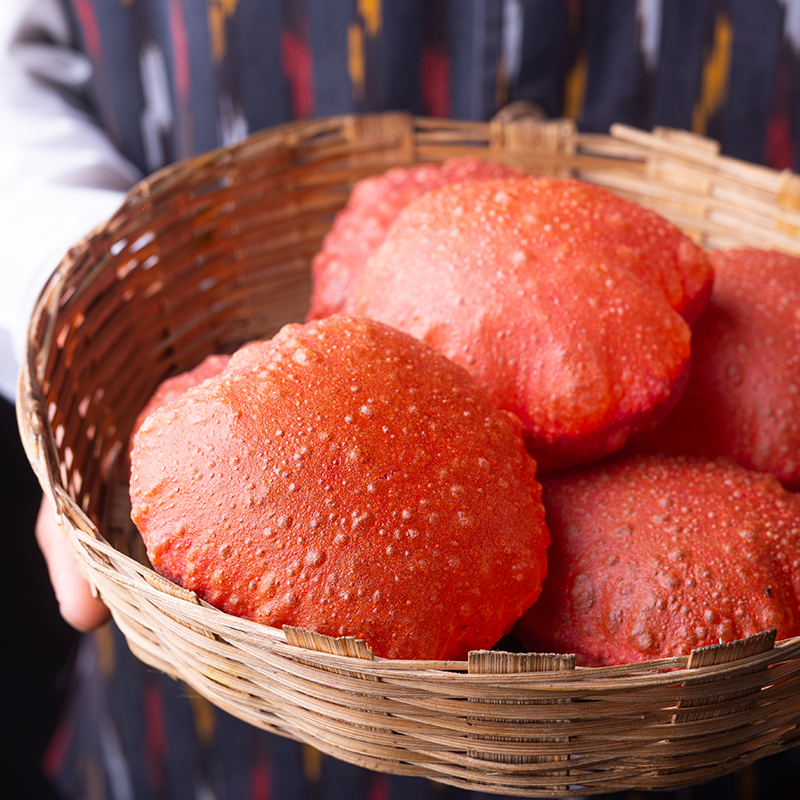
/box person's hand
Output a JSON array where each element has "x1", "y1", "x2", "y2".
[{"x1": 35, "y1": 496, "x2": 110, "y2": 631}]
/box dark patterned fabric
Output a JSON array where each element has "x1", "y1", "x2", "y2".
[
  {"x1": 21, "y1": 1, "x2": 800, "y2": 797},
  {"x1": 65, "y1": 0, "x2": 800, "y2": 175}
]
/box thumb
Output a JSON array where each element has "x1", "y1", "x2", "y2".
[{"x1": 35, "y1": 497, "x2": 110, "y2": 632}]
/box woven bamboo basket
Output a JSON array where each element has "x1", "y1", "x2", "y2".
[{"x1": 17, "y1": 112, "x2": 800, "y2": 797}]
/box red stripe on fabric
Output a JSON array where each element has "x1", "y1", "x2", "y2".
[
  {"x1": 169, "y1": 0, "x2": 191, "y2": 99},
  {"x1": 281, "y1": 28, "x2": 316, "y2": 118},
  {"x1": 41, "y1": 717, "x2": 74, "y2": 781},
  {"x1": 368, "y1": 772, "x2": 391, "y2": 800},
  {"x1": 421, "y1": 47, "x2": 450, "y2": 118},
  {"x1": 144, "y1": 682, "x2": 167, "y2": 795},
  {"x1": 249, "y1": 749, "x2": 272, "y2": 800},
  {"x1": 71, "y1": 0, "x2": 103, "y2": 61},
  {"x1": 766, "y1": 110, "x2": 795, "y2": 170}
]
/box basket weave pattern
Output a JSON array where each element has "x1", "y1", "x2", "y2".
[{"x1": 17, "y1": 113, "x2": 800, "y2": 796}]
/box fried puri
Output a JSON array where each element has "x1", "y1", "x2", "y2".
[
  {"x1": 306, "y1": 158, "x2": 524, "y2": 321},
  {"x1": 130, "y1": 315, "x2": 549, "y2": 660},
  {"x1": 516, "y1": 452, "x2": 800, "y2": 665},
  {"x1": 352, "y1": 177, "x2": 713, "y2": 472},
  {"x1": 641, "y1": 247, "x2": 800, "y2": 491}
]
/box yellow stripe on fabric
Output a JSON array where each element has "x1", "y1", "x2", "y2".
[
  {"x1": 95, "y1": 623, "x2": 115, "y2": 678},
  {"x1": 736, "y1": 762, "x2": 760, "y2": 800},
  {"x1": 358, "y1": 0, "x2": 383, "y2": 37},
  {"x1": 188, "y1": 691, "x2": 217, "y2": 748},
  {"x1": 563, "y1": 51, "x2": 588, "y2": 121},
  {"x1": 207, "y1": 0, "x2": 239, "y2": 62},
  {"x1": 496, "y1": 60, "x2": 510, "y2": 110},
  {"x1": 348, "y1": 22, "x2": 365, "y2": 100},
  {"x1": 692, "y1": 12, "x2": 733, "y2": 136},
  {"x1": 86, "y1": 756, "x2": 105, "y2": 800},
  {"x1": 302, "y1": 743, "x2": 323, "y2": 781}
]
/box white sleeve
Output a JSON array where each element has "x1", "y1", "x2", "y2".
[{"x1": 0, "y1": 0, "x2": 143, "y2": 401}]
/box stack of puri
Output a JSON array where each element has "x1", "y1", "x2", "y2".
[{"x1": 130, "y1": 159, "x2": 800, "y2": 665}]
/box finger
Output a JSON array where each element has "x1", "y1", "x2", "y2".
[{"x1": 35, "y1": 497, "x2": 110, "y2": 632}]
